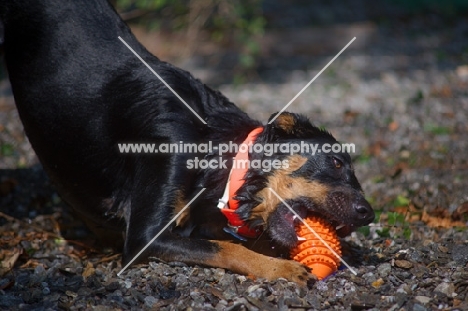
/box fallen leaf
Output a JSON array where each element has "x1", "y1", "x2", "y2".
[
  {"x1": 438, "y1": 245, "x2": 449, "y2": 253},
  {"x1": 206, "y1": 286, "x2": 224, "y2": 300},
  {"x1": 452, "y1": 202, "x2": 468, "y2": 222},
  {"x1": 82, "y1": 261, "x2": 95, "y2": 279},
  {"x1": 430, "y1": 85, "x2": 452, "y2": 98},
  {"x1": 421, "y1": 211, "x2": 466, "y2": 229},
  {"x1": 372, "y1": 278, "x2": 384, "y2": 288},
  {"x1": 388, "y1": 121, "x2": 399, "y2": 131},
  {"x1": 0, "y1": 248, "x2": 22, "y2": 276},
  {"x1": 394, "y1": 260, "x2": 413, "y2": 269},
  {"x1": 20, "y1": 259, "x2": 41, "y2": 269}
]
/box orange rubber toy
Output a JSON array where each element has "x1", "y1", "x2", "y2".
[{"x1": 290, "y1": 216, "x2": 342, "y2": 280}]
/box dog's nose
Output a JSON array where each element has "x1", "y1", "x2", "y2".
[{"x1": 353, "y1": 198, "x2": 375, "y2": 225}]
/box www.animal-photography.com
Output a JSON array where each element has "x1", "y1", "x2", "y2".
[{"x1": 0, "y1": 0, "x2": 467, "y2": 310}]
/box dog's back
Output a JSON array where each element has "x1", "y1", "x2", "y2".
[{"x1": 0, "y1": 0, "x2": 208, "y2": 225}]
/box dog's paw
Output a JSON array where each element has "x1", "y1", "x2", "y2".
[{"x1": 259, "y1": 258, "x2": 317, "y2": 287}]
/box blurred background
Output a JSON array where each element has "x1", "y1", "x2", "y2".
[{"x1": 1, "y1": 0, "x2": 467, "y2": 238}]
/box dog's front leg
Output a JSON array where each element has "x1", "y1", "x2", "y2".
[
  {"x1": 123, "y1": 225, "x2": 315, "y2": 286},
  {"x1": 122, "y1": 186, "x2": 315, "y2": 286},
  {"x1": 206, "y1": 240, "x2": 316, "y2": 286}
]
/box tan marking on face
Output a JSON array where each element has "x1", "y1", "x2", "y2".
[
  {"x1": 275, "y1": 113, "x2": 296, "y2": 133},
  {"x1": 174, "y1": 189, "x2": 190, "y2": 227},
  {"x1": 250, "y1": 155, "x2": 329, "y2": 223}
]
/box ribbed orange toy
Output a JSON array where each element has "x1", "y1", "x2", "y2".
[{"x1": 290, "y1": 216, "x2": 342, "y2": 280}]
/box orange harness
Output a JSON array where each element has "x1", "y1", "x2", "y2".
[{"x1": 217, "y1": 127, "x2": 264, "y2": 239}]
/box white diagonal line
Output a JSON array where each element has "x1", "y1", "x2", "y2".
[
  {"x1": 268, "y1": 37, "x2": 356, "y2": 124},
  {"x1": 118, "y1": 36, "x2": 207, "y2": 125},
  {"x1": 117, "y1": 188, "x2": 206, "y2": 276},
  {"x1": 268, "y1": 187, "x2": 357, "y2": 276}
]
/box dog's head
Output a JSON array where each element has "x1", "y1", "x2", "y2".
[{"x1": 236, "y1": 112, "x2": 374, "y2": 248}]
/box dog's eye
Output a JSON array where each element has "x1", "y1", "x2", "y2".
[{"x1": 332, "y1": 157, "x2": 343, "y2": 169}]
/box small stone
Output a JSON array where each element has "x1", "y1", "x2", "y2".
[
  {"x1": 396, "y1": 284, "x2": 410, "y2": 294},
  {"x1": 413, "y1": 303, "x2": 428, "y2": 311},
  {"x1": 437, "y1": 245, "x2": 448, "y2": 253},
  {"x1": 414, "y1": 296, "x2": 431, "y2": 305},
  {"x1": 408, "y1": 250, "x2": 424, "y2": 262},
  {"x1": 247, "y1": 284, "x2": 261, "y2": 294},
  {"x1": 316, "y1": 281, "x2": 328, "y2": 292},
  {"x1": 215, "y1": 300, "x2": 228, "y2": 311},
  {"x1": 452, "y1": 245, "x2": 468, "y2": 265},
  {"x1": 362, "y1": 272, "x2": 377, "y2": 284},
  {"x1": 236, "y1": 275, "x2": 247, "y2": 283},
  {"x1": 382, "y1": 296, "x2": 395, "y2": 303},
  {"x1": 105, "y1": 281, "x2": 120, "y2": 291},
  {"x1": 218, "y1": 274, "x2": 235, "y2": 288},
  {"x1": 34, "y1": 265, "x2": 46, "y2": 275},
  {"x1": 124, "y1": 280, "x2": 132, "y2": 289},
  {"x1": 434, "y1": 282, "x2": 455, "y2": 297},
  {"x1": 213, "y1": 268, "x2": 225, "y2": 279},
  {"x1": 394, "y1": 260, "x2": 413, "y2": 269},
  {"x1": 144, "y1": 296, "x2": 157, "y2": 308},
  {"x1": 130, "y1": 288, "x2": 145, "y2": 303},
  {"x1": 377, "y1": 263, "x2": 392, "y2": 277}
]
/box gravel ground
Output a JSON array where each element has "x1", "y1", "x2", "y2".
[{"x1": 1, "y1": 3, "x2": 468, "y2": 311}]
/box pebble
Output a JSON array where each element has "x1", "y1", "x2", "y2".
[
  {"x1": 452, "y1": 245, "x2": 468, "y2": 265},
  {"x1": 396, "y1": 284, "x2": 411, "y2": 294},
  {"x1": 315, "y1": 281, "x2": 329, "y2": 292},
  {"x1": 434, "y1": 282, "x2": 455, "y2": 297},
  {"x1": 34, "y1": 265, "x2": 46, "y2": 278},
  {"x1": 414, "y1": 296, "x2": 431, "y2": 305},
  {"x1": 124, "y1": 280, "x2": 132, "y2": 289},
  {"x1": 394, "y1": 260, "x2": 413, "y2": 269},
  {"x1": 144, "y1": 295, "x2": 157, "y2": 308},
  {"x1": 377, "y1": 263, "x2": 392, "y2": 277},
  {"x1": 362, "y1": 272, "x2": 377, "y2": 284},
  {"x1": 412, "y1": 303, "x2": 428, "y2": 311}
]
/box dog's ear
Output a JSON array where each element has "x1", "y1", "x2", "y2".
[
  {"x1": 264, "y1": 112, "x2": 335, "y2": 142},
  {"x1": 265, "y1": 112, "x2": 312, "y2": 139},
  {"x1": 261, "y1": 112, "x2": 300, "y2": 143},
  {"x1": 267, "y1": 112, "x2": 298, "y2": 135}
]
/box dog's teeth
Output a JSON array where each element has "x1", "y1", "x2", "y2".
[
  {"x1": 292, "y1": 215, "x2": 298, "y2": 220},
  {"x1": 336, "y1": 225, "x2": 345, "y2": 230},
  {"x1": 297, "y1": 235, "x2": 306, "y2": 241}
]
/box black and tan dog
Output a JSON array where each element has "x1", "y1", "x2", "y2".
[{"x1": 0, "y1": 0, "x2": 374, "y2": 286}]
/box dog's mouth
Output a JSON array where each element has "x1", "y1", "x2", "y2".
[
  {"x1": 266, "y1": 195, "x2": 374, "y2": 248},
  {"x1": 282, "y1": 206, "x2": 354, "y2": 239}
]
